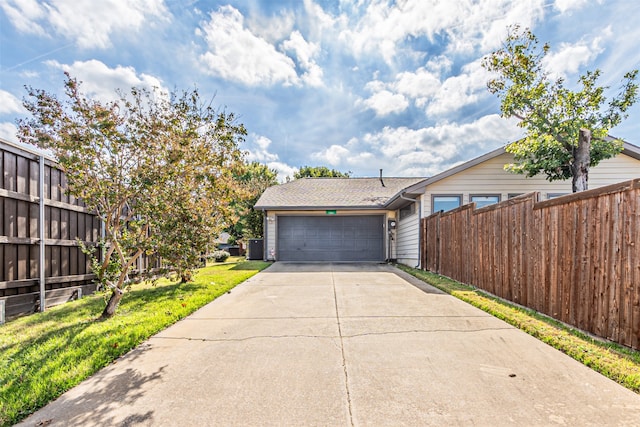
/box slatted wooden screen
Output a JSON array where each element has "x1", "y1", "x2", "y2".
[
  {"x1": 1, "y1": 140, "x2": 100, "y2": 319},
  {"x1": 422, "y1": 179, "x2": 640, "y2": 350}
]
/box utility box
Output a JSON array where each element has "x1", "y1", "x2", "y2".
[{"x1": 248, "y1": 239, "x2": 264, "y2": 260}]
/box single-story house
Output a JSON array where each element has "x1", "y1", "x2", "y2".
[{"x1": 254, "y1": 141, "x2": 640, "y2": 266}]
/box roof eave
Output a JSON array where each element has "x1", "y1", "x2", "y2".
[
  {"x1": 254, "y1": 205, "x2": 391, "y2": 211},
  {"x1": 621, "y1": 141, "x2": 640, "y2": 161},
  {"x1": 384, "y1": 183, "x2": 428, "y2": 210}
]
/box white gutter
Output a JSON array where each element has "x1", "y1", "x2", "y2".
[{"x1": 262, "y1": 209, "x2": 268, "y2": 261}]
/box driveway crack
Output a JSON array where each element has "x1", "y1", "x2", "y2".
[
  {"x1": 332, "y1": 270, "x2": 355, "y2": 427},
  {"x1": 152, "y1": 334, "x2": 334, "y2": 342}
]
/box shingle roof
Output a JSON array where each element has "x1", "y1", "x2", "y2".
[{"x1": 254, "y1": 177, "x2": 425, "y2": 209}]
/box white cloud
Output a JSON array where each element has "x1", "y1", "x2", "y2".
[
  {"x1": 197, "y1": 6, "x2": 300, "y2": 87},
  {"x1": 45, "y1": 59, "x2": 166, "y2": 103},
  {"x1": 542, "y1": 31, "x2": 609, "y2": 79},
  {"x1": 312, "y1": 115, "x2": 523, "y2": 177},
  {"x1": 247, "y1": 9, "x2": 295, "y2": 43},
  {"x1": 360, "y1": 90, "x2": 409, "y2": 116},
  {"x1": 425, "y1": 60, "x2": 491, "y2": 116},
  {"x1": 359, "y1": 57, "x2": 489, "y2": 118},
  {"x1": 243, "y1": 134, "x2": 297, "y2": 182},
  {"x1": 268, "y1": 161, "x2": 298, "y2": 182},
  {"x1": 0, "y1": 0, "x2": 46, "y2": 36},
  {"x1": 303, "y1": 0, "x2": 344, "y2": 41},
  {"x1": 394, "y1": 66, "x2": 442, "y2": 106},
  {"x1": 554, "y1": 0, "x2": 592, "y2": 14},
  {"x1": 1, "y1": 0, "x2": 169, "y2": 49},
  {"x1": 281, "y1": 31, "x2": 324, "y2": 87},
  {"x1": 311, "y1": 144, "x2": 349, "y2": 165},
  {"x1": 451, "y1": 0, "x2": 546, "y2": 54},
  {"x1": 338, "y1": 0, "x2": 546, "y2": 64},
  {"x1": 245, "y1": 135, "x2": 279, "y2": 163},
  {"x1": 0, "y1": 89, "x2": 26, "y2": 114},
  {"x1": 0, "y1": 122, "x2": 19, "y2": 141},
  {"x1": 310, "y1": 142, "x2": 375, "y2": 175},
  {"x1": 338, "y1": 0, "x2": 456, "y2": 63}
]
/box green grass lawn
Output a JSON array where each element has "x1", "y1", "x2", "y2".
[
  {"x1": 397, "y1": 264, "x2": 640, "y2": 394},
  {"x1": 0, "y1": 260, "x2": 271, "y2": 427}
]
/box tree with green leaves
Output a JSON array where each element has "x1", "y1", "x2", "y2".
[
  {"x1": 226, "y1": 161, "x2": 278, "y2": 241},
  {"x1": 482, "y1": 25, "x2": 638, "y2": 192},
  {"x1": 18, "y1": 73, "x2": 246, "y2": 317},
  {"x1": 294, "y1": 165, "x2": 351, "y2": 179}
]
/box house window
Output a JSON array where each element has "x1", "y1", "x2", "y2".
[
  {"x1": 470, "y1": 194, "x2": 501, "y2": 208},
  {"x1": 547, "y1": 193, "x2": 568, "y2": 200},
  {"x1": 508, "y1": 193, "x2": 523, "y2": 199},
  {"x1": 399, "y1": 202, "x2": 416, "y2": 220},
  {"x1": 432, "y1": 195, "x2": 461, "y2": 213}
]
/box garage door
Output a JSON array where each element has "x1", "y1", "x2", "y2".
[{"x1": 277, "y1": 215, "x2": 385, "y2": 262}]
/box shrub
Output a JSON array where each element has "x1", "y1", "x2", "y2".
[{"x1": 211, "y1": 250, "x2": 230, "y2": 263}]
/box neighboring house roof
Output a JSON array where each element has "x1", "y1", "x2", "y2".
[
  {"x1": 255, "y1": 177, "x2": 425, "y2": 210},
  {"x1": 214, "y1": 232, "x2": 231, "y2": 244},
  {"x1": 401, "y1": 138, "x2": 640, "y2": 194},
  {"x1": 620, "y1": 139, "x2": 640, "y2": 161}
]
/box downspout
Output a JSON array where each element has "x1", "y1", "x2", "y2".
[
  {"x1": 262, "y1": 209, "x2": 267, "y2": 261},
  {"x1": 399, "y1": 192, "x2": 422, "y2": 269}
]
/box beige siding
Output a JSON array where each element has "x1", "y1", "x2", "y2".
[
  {"x1": 265, "y1": 211, "x2": 277, "y2": 260},
  {"x1": 396, "y1": 208, "x2": 420, "y2": 266},
  {"x1": 424, "y1": 152, "x2": 640, "y2": 214}
]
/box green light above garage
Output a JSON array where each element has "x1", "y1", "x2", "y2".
[{"x1": 325, "y1": 210, "x2": 337, "y2": 215}]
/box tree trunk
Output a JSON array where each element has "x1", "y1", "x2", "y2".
[
  {"x1": 101, "y1": 287, "x2": 124, "y2": 319},
  {"x1": 571, "y1": 128, "x2": 591, "y2": 192}
]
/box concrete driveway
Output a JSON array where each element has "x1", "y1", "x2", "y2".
[{"x1": 18, "y1": 263, "x2": 640, "y2": 426}]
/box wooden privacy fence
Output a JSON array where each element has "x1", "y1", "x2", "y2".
[
  {"x1": 422, "y1": 178, "x2": 640, "y2": 350},
  {"x1": 1, "y1": 139, "x2": 101, "y2": 321}
]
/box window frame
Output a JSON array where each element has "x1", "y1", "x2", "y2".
[
  {"x1": 431, "y1": 194, "x2": 462, "y2": 214},
  {"x1": 399, "y1": 202, "x2": 416, "y2": 220},
  {"x1": 470, "y1": 194, "x2": 501, "y2": 209},
  {"x1": 547, "y1": 193, "x2": 568, "y2": 200}
]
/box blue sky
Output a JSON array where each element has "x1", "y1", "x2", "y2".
[{"x1": 1, "y1": 0, "x2": 639, "y2": 180}]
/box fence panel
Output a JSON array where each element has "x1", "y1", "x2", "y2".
[
  {"x1": 1, "y1": 140, "x2": 100, "y2": 320},
  {"x1": 421, "y1": 179, "x2": 640, "y2": 350}
]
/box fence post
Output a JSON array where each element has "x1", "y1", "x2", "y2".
[
  {"x1": 435, "y1": 213, "x2": 441, "y2": 274},
  {"x1": 0, "y1": 300, "x2": 5, "y2": 324},
  {"x1": 39, "y1": 155, "x2": 46, "y2": 312}
]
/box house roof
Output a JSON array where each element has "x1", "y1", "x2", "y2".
[{"x1": 254, "y1": 177, "x2": 425, "y2": 210}]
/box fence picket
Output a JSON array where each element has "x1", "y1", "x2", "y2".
[{"x1": 421, "y1": 179, "x2": 640, "y2": 350}]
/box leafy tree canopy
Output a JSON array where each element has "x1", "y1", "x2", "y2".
[
  {"x1": 226, "y1": 161, "x2": 279, "y2": 241},
  {"x1": 482, "y1": 25, "x2": 638, "y2": 192},
  {"x1": 294, "y1": 165, "x2": 351, "y2": 179},
  {"x1": 18, "y1": 73, "x2": 246, "y2": 317}
]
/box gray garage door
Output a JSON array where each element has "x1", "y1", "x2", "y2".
[{"x1": 277, "y1": 215, "x2": 385, "y2": 262}]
